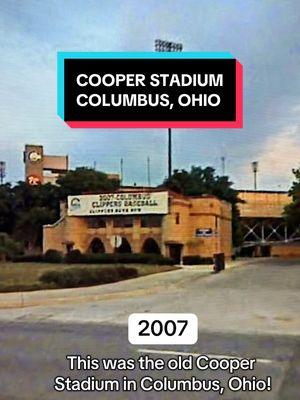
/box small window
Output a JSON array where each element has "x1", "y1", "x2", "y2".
[
  {"x1": 113, "y1": 216, "x2": 133, "y2": 228},
  {"x1": 141, "y1": 215, "x2": 163, "y2": 228},
  {"x1": 175, "y1": 213, "x2": 180, "y2": 225},
  {"x1": 86, "y1": 217, "x2": 106, "y2": 229}
]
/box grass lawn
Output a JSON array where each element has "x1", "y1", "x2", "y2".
[{"x1": 0, "y1": 262, "x2": 179, "y2": 292}]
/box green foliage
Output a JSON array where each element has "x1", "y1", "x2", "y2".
[
  {"x1": 163, "y1": 166, "x2": 234, "y2": 200},
  {"x1": 39, "y1": 265, "x2": 137, "y2": 288},
  {"x1": 57, "y1": 167, "x2": 120, "y2": 198},
  {"x1": 162, "y1": 166, "x2": 243, "y2": 246},
  {"x1": 284, "y1": 168, "x2": 300, "y2": 228},
  {"x1": 65, "y1": 249, "x2": 86, "y2": 264},
  {"x1": 182, "y1": 255, "x2": 213, "y2": 265},
  {"x1": 0, "y1": 168, "x2": 119, "y2": 251},
  {"x1": 12, "y1": 254, "x2": 44, "y2": 263},
  {"x1": 9, "y1": 182, "x2": 60, "y2": 250},
  {"x1": 0, "y1": 184, "x2": 15, "y2": 234},
  {"x1": 0, "y1": 233, "x2": 23, "y2": 261},
  {"x1": 44, "y1": 249, "x2": 63, "y2": 263},
  {"x1": 15, "y1": 206, "x2": 57, "y2": 249},
  {"x1": 64, "y1": 251, "x2": 174, "y2": 265}
]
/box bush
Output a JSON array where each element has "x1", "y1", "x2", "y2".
[
  {"x1": 80, "y1": 253, "x2": 174, "y2": 265},
  {"x1": 40, "y1": 268, "x2": 93, "y2": 287},
  {"x1": 64, "y1": 249, "x2": 86, "y2": 264},
  {"x1": 12, "y1": 254, "x2": 44, "y2": 263},
  {"x1": 44, "y1": 249, "x2": 63, "y2": 263},
  {"x1": 182, "y1": 255, "x2": 213, "y2": 265},
  {"x1": 0, "y1": 233, "x2": 23, "y2": 261},
  {"x1": 93, "y1": 267, "x2": 120, "y2": 284},
  {"x1": 12, "y1": 250, "x2": 174, "y2": 266},
  {"x1": 39, "y1": 270, "x2": 62, "y2": 285},
  {"x1": 39, "y1": 265, "x2": 138, "y2": 288},
  {"x1": 146, "y1": 255, "x2": 175, "y2": 265},
  {"x1": 84, "y1": 253, "x2": 118, "y2": 264}
]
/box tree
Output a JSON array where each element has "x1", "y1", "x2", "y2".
[
  {"x1": 0, "y1": 168, "x2": 120, "y2": 253},
  {"x1": 0, "y1": 233, "x2": 23, "y2": 262},
  {"x1": 0, "y1": 184, "x2": 14, "y2": 234},
  {"x1": 162, "y1": 166, "x2": 243, "y2": 246},
  {"x1": 284, "y1": 168, "x2": 300, "y2": 228},
  {"x1": 57, "y1": 167, "x2": 120, "y2": 198},
  {"x1": 10, "y1": 182, "x2": 61, "y2": 250},
  {"x1": 12, "y1": 182, "x2": 60, "y2": 216},
  {"x1": 14, "y1": 207, "x2": 57, "y2": 250}
]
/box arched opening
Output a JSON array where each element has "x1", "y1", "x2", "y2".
[
  {"x1": 89, "y1": 238, "x2": 105, "y2": 254},
  {"x1": 142, "y1": 238, "x2": 161, "y2": 254},
  {"x1": 115, "y1": 237, "x2": 132, "y2": 254}
]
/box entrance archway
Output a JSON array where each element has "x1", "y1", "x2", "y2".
[
  {"x1": 115, "y1": 237, "x2": 132, "y2": 254},
  {"x1": 142, "y1": 238, "x2": 161, "y2": 254},
  {"x1": 89, "y1": 238, "x2": 105, "y2": 254}
]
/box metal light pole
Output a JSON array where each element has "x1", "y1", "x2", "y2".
[
  {"x1": 147, "y1": 156, "x2": 151, "y2": 187},
  {"x1": 221, "y1": 156, "x2": 226, "y2": 176},
  {"x1": 0, "y1": 161, "x2": 6, "y2": 185},
  {"x1": 252, "y1": 161, "x2": 258, "y2": 191},
  {"x1": 120, "y1": 158, "x2": 124, "y2": 185},
  {"x1": 155, "y1": 39, "x2": 183, "y2": 179}
]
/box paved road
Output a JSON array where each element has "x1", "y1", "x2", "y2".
[
  {"x1": 0, "y1": 321, "x2": 299, "y2": 400},
  {"x1": 1, "y1": 258, "x2": 299, "y2": 336},
  {"x1": 0, "y1": 258, "x2": 299, "y2": 399}
]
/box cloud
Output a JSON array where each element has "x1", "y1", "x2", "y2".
[
  {"x1": 1, "y1": 0, "x2": 300, "y2": 189},
  {"x1": 240, "y1": 124, "x2": 300, "y2": 190}
]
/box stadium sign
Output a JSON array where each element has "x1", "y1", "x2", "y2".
[
  {"x1": 67, "y1": 191, "x2": 169, "y2": 216},
  {"x1": 58, "y1": 52, "x2": 243, "y2": 129}
]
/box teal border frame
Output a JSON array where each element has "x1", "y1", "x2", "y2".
[{"x1": 57, "y1": 51, "x2": 234, "y2": 120}]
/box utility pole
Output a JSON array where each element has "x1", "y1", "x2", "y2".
[
  {"x1": 120, "y1": 158, "x2": 124, "y2": 185},
  {"x1": 252, "y1": 161, "x2": 258, "y2": 191},
  {"x1": 155, "y1": 39, "x2": 183, "y2": 179},
  {"x1": 147, "y1": 156, "x2": 151, "y2": 187},
  {"x1": 221, "y1": 156, "x2": 226, "y2": 176},
  {"x1": 167, "y1": 128, "x2": 172, "y2": 179},
  {"x1": 0, "y1": 162, "x2": 6, "y2": 185}
]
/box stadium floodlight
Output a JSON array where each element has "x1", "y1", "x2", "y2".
[
  {"x1": 155, "y1": 39, "x2": 183, "y2": 52},
  {"x1": 252, "y1": 161, "x2": 258, "y2": 191},
  {"x1": 154, "y1": 39, "x2": 183, "y2": 179}
]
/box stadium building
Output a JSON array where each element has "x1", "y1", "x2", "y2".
[{"x1": 43, "y1": 188, "x2": 232, "y2": 263}]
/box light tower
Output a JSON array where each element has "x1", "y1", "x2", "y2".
[
  {"x1": 155, "y1": 39, "x2": 183, "y2": 179},
  {"x1": 252, "y1": 161, "x2": 258, "y2": 191}
]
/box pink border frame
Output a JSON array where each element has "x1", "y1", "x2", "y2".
[{"x1": 66, "y1": 60, "x2": 243, "y2": 129}]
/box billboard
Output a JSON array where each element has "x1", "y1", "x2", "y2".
[{"x1": 67, "y1": 191, "x2": 169, "y2": 216}]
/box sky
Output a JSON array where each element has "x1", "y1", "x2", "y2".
[{"x1": 0, "y1": 0, "x2": 300, "y2": 190}]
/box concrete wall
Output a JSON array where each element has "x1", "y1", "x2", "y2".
[
  {"x1": 43, "y1": 155, "x2": 68, "y2": 171},
  {"x1": 238, "y1": 191, "x2": 290, "y2": 218},
  {"x1": 271, "y1": 243, "x2": 300, "y2": 257}
]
